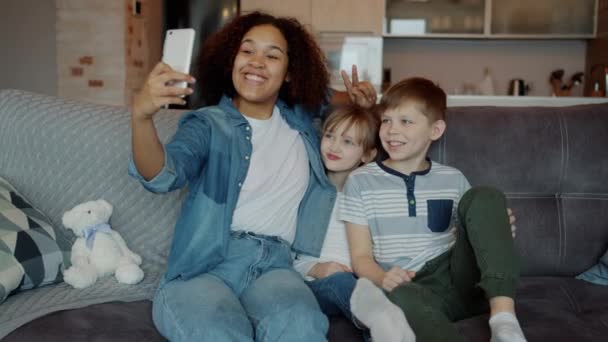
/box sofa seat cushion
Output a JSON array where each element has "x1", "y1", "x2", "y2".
[
  {"x1": 6, "y1": 300, "x2": 366, "y2": 342},
  {"x1": 457, "y1": 276, "x2": 608, "y2": 342},
  {"x1": 4, "y1": 277, "x2": 608, "y2": 342},
  {"x1": 0, "y1": 177, "x2": 71, "y2": 304},
  {"x1": 2, "y1": 300, "x2": 165, "y2": 342},
  {"x1": 5, "y1": 301, "x2": 364, "y2": 342}
]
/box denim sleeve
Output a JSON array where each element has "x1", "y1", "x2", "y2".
[
  {"x1": 128, "y1": 113, "x2": 210, "y2": 193},
  {"x1": 128, "y1": 144, "x2": 179, "y2": 193}
]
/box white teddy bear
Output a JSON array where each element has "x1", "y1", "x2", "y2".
[{"x1": 62, "y1": 199, "x2": 144, "y2": 289}]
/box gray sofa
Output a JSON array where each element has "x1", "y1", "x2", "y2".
[{"x1": 1, "y1": 89, "x2": 607, "y2": 341}]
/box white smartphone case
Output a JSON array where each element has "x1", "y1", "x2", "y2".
[{"x1": 162, "y1": 28, "x2": 195, "y2": 89}]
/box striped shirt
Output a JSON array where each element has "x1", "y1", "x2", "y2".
[{"x1": 339, "y1": 159, "x2": 471, "y2": 272}]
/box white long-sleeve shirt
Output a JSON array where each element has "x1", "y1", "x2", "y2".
[{"x1": 293, "y1": 192, "x2": 352, "y2": 280}]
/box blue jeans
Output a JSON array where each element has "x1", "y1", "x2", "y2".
[
  {"x1": 307, "y1": 272, "x2": 357, "y2": 321},
  {"x1": 152, "y1": 231, "x2": 329, "y2": 342},
  {"x1": 307, "y1": 272, "x2": 370, "y2": 341}
]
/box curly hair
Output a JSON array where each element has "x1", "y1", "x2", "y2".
[{"x1": 194, "y1": 11, "x2": 330, "y2": 113}]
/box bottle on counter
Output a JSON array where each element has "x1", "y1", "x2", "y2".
[
  {"x1": 590, "y1": 82, "x2": 604, "y2": 97},
  {"x1": 478, "y1": 67, "x2": 495, "y2": 96}
]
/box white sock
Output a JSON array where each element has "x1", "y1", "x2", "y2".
[
  {"x1": 351, "y1": 278, "x2": 416, "y2": 342},
  {"x1": 489, "y1": 312, "x2": 527, "y2": 342}
]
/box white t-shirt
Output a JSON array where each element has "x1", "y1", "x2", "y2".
[
  {"x1": 231, "y1": 106, "x2": 309, "y2": 244},
  {"x1": 294, "y1": 192, "x2": 352, "y2": 280}
]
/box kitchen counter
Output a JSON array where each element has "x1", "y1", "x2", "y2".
[{"x1": 447, "y1": 95, "x2": 608, "y2": 107}]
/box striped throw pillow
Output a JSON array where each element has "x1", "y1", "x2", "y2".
[{"x1": 0, "y1": 176, "x2": 72, "y2": 303}]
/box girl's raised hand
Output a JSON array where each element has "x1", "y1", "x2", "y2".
[
  {"x1": 341, "y1": 64, "x2": 377, "y2": 109},
  {"x1": 132, "y1": 62, "x2": 196, "y2": 121}
]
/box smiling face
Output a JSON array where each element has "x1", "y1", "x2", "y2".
[
  {"x1": 321, "y1": 120, "x2": 368, "y2": 174},
  {"x1": 231, "y1": 24, "x2": 289, "y2": 115},
  {"x1": 379, "y1": 101, "x2": 445, "y2": 174}
]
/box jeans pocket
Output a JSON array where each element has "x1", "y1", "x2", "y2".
[{"x1": 427, "y1": 199, "x2": 453, "y2": 233}]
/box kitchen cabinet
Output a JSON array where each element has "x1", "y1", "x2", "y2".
[
  {"x1": 240, "y1": 0, "x2": 385, "y2": 93},
  {"x1": 386, "y1": 0, "x2": 486, "y2": 35},
  {"x1": 240, "y1": 0, "x2": 312, "y2": 28},
  {"x1": 584, "y1": 0, "x2": 608, "y2": 95},
  {"x1": 597, "y1": 0, "x2": 608, "y2": 35},
  {"x1": 240, "y1": 0, "x2": 384, "y2": 35},
  {"x1": 311, "y1": 0, "x2": 384, "y2": 35},
  {"x1": 385, "y1": 0, "x2": 598, "y2": 38},
  {"x1": 492, "y1": 0, "x2": 595, "y2": 36}
]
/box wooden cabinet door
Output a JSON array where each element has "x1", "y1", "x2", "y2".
[
  {"x1": 598, "y1": 0, "x2": 608, "y2": 35},
  {"x1": 241, "y1": 0, "x2": 312, "y2": 28},
  {"x1": 311, "y1": 0, "x2": 385, "y2": 35}
]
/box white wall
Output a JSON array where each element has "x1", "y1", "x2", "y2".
[
  {"x1": 383, "y1": 39, "x2": 587, "y2": 97},
  {"x1": 0, "y1": 0, "x2": 57, "y2": 95}
]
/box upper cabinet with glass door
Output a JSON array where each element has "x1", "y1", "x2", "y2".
[
  {"x1": 492, "y1": 0, "x2": 596, "y2": 37},
  {"x1": 385, "y1": 0, "x2": 486, "y2": 37},
  {"x1": 385, "y1": 0, "x2": 597, "y2": 38}
]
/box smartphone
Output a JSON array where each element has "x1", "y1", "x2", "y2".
[{"x1": 162, "y1": 28, "x2": 196, "y2": 90}]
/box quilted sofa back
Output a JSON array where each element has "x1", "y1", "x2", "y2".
[
  {"x1": 1, "y1": 89, "x2": 607, "y2": 278},
  {"x1": 430, "y1": 105, "x2": 608, "y2": 276},
  {"x1": 0, "y1": 89, "x2": 185, "y2": 274}
]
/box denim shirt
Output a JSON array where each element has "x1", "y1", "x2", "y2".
[{"x1": 129, "y1": 95, "x2": 336, "y2": 282}]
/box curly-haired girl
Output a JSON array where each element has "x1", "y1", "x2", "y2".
[{"x1": 129, "y1": 11, "x2": 375, "y2": 342}]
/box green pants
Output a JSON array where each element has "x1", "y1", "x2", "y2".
[{"x1": 387, "y1": 186, "x2": 520, "y2": 342}]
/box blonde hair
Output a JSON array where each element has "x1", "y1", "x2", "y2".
[{"x1": 322, "y1": 104, "x2": 379, "y2": 156}]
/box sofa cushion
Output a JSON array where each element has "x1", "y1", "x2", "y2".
[
  {"x1": 431, "y1": 105, "x2": 608, "y2": 277},
  {"x1": 457, "y1": 276, "x2": 608, "y2": 342},
  {"x1": 4, "y1": 300, "x2": 361, "y2": 342},
  {"x1": 8, "y1": 277, "x2": 608, "y2": 342},
  {"x1": 0, "y1": 89, "x2": 184, "y2": 339},
  {"x1": 0, "y1": 176, "x2": 71, "y2": 303},
  {"x1": 2, "y1": 300, "x2": 165, "y2": 342}
]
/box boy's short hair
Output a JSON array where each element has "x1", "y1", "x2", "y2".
[
  {"x1": 379, "y1": 77, "x2": 447, "y2": 122},
  {"x1": 322, "y1": 104, "x2": 379, "y2": 155}
]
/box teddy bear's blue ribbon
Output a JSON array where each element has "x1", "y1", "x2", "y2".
[{"x1": 82, "y1": 223, "x2": 112, "y2": 250}]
